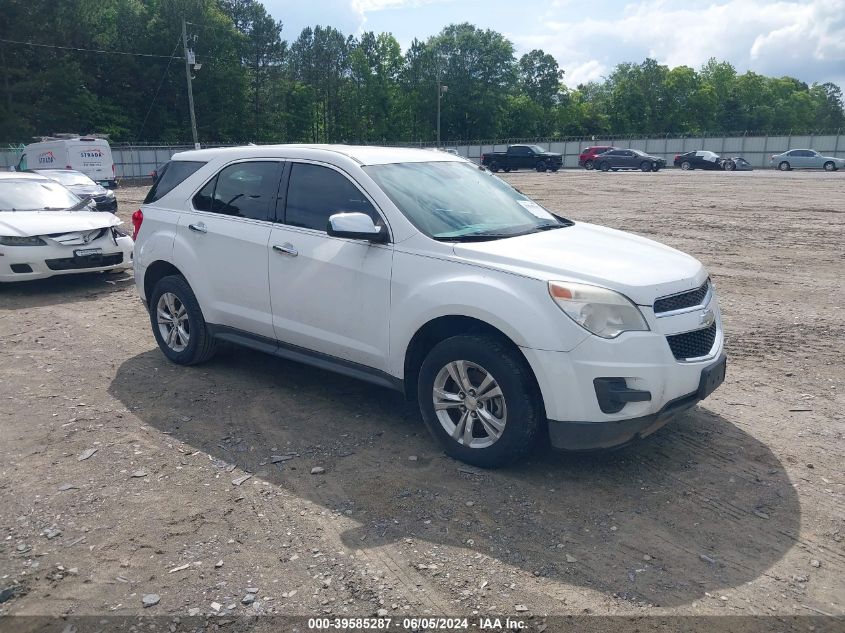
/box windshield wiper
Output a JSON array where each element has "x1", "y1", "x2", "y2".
[{"x1": 435, "y1": 233, "x2": 514, "y2": 242}]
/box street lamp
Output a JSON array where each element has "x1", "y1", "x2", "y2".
[{"x1": 437, "y1": 82, "x2": 448, "y2": 147}]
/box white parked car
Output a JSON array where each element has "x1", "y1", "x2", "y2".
[
  {"x1": 133, "y1": 145, "x2": 725, "y2": 467},
  {"x1": 770, "y1": 149, "x2": 844, "y2": 171},
  {"x1": 0, "y1": 172, "x2": 133, "y2": 282}
]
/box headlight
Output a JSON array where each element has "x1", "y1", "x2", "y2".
[
  {"x1": 0, "y1": 235, "x2": 47, "y2": 246},
  {"x1": 548, "y1": 281, "x2": 649, "y2": 339}
]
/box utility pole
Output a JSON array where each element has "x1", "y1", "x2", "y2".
[
  {"x1": 436, "y1": 82, "x2": 448, "y2": 147},
  {"x1": 182, "y1": 18, "x2": 199, "y2": 149}
]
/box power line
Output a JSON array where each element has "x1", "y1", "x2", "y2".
[
  {"x1": 135, "y1": 34, "x2": 183, "y2": 143},
  {"x1": 0, "y1": 37, "x2": 185, "y2": 60}
]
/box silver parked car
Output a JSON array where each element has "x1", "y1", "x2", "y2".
[{"x1": 770, "y1": 149, "x2": 844, "y2": 171}]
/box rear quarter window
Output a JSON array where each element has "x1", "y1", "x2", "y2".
[{"x1": 144, "y1": 160, "x2": 206, "y2": 204}]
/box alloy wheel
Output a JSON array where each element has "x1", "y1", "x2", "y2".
[
  {"x1": 432, "y1": 360, "x2": 507, "y2": 449},
  {"x1": 157, "y1": 292, "x2": 190, "y2": 352}
]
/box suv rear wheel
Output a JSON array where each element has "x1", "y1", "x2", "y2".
[
  {"x1": 417, "y1": 335, "x2": 541, "y2": 468},
  {"x1": 584, "y1": 160, "x2": 594, "y2": 170},
  {"x1": 149, "y1": 275, "x2": 217, "y2": 365}
]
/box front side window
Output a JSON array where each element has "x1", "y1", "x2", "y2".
[
  {"x1": 284, "y1": 163, "x2": 379, "y2": 232},
  {"x1": 364, "y1": 160, "x2": 571, "y2": 241},
  {"x1": 192, "y1": 161, "x2": 280, "y2": 221},
  {"x1": 145, "y1": 160, "x2": 205, "y2": 203}
]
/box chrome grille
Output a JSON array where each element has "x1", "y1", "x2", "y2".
[{"x1": 654, "y1": 279, "x2": 710, "y2": 314}]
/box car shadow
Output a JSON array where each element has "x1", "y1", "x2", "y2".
[
  {"x1": 108, "y1": 346, "x2": 799, "y2": 608},
  {"x1": 0, "y1": 271, "x2": 134, "y2": 309}
]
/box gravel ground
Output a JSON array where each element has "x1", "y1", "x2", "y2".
[{"x1": 0, "y1": 169, "x2": 843, "y2": 628}]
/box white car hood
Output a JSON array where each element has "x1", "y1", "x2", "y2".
[
  {"x1": 0, "y1": 210, "x2": 121, "y2": 238},
  {"x1": 452, "y1": 222, "x2": 706, "y2": 306}
]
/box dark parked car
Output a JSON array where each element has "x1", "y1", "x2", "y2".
[
  {"x1": 674, "y1": 150, "x2": 724, "y2": 170},
  {"x1": 578, "y1": 146, "x2": 615, "y2": 170},
  {"x1": 31, "y1": 168, "x2": 117, "y2": 212},
  {"x1": 481, "y1": 145, "x2": 562, "y2": 173},
  {"x1": 721, "y1": 156, "x2": 753, "y2": 171},
  {"x1": 673, "y1": 151, "x2": 754, "y2": 171},
  {"x1": 594, "y1": 149, "x2": 665, "y2": 172}
]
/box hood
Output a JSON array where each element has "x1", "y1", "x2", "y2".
[
  {"x1": 452, "y1": 222, "x2": 706, "y2": 305},
  {"x1": 0, "y1": 210, "x2": 121, "y2": 238},
  {"x1": 68, "y1": 184, "x2": 109, "y2": 197}
]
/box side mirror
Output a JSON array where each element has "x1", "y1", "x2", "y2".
[{"x1": 327, "y1": 212, "x2": 388, "y2": 243}]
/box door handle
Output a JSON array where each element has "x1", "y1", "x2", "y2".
[
  {"x1": 272, "y1": 243, "x2": 298, "y2": 257},
  {"x1": 188, "y1": 223, "x2": 207, "y2": 234}
]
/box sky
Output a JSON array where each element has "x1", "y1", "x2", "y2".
[{"x1": 262, "y1": 0, "x2": 845, "y2": 89}]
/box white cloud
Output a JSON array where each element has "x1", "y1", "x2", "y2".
[{"x1": 513, "y1": 0, "x2": 845, "y2": 87}]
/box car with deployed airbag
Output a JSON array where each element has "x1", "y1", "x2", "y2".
[{"x1": 132, "y1": 145, "x2": 725, "y2": 467}]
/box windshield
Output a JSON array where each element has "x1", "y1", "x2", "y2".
[
  {"x1": 0, "y1": 179, "x2": 81, "y2": 211},
  {"x1": 38, "y1": 170, "x2": 96, "y2": 187},
  {"x1": 364, "y1": 161, "x2": 571, "y2": 240}
]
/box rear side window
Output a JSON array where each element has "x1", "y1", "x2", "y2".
[
  {"x1": 144, "y1": 160, "x2": 206, "y2": 203},
  {"x1": 284, "y1": 163, "x2": 378, "y2": 232},
  {"x1": 192, "y1": 161, "x2": 281, "y2": 221}
]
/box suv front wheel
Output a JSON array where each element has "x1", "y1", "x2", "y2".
[
  {"x1": 417, "y1": 335, "x2": 541, "y2": 468},
  {"x1": 149, "y1": 275, "x2": 217, "y2": 365}
]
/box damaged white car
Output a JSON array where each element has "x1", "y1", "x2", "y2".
[{"x1": 0, "y1": 172, "x2": 133, "y2": 282}]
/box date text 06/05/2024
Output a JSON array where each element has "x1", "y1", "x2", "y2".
[{"x1": 307, "y1": 617, "x2": 527, "y2": 630}]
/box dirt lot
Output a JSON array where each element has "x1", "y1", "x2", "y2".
[{"x1": 1, "y1": 169, "x2": 843, "y2": 628}]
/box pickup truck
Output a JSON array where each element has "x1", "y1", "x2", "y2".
[{"x1": 481, "y1": 145, "x2": 563, "y2": 173}]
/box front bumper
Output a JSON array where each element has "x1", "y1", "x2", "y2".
[
  {"x1": 521, "y1": 288, "x2": 725, "y2": 449},
  {"x1": 0, "y1": 235, "x2": 134, "y2": 282},
  {"x1": 548, "y1": 353, "x2": 726, "y2": 450},
  {"x1": 94, "y1": 196, "x2": 118, "y2": 212}
]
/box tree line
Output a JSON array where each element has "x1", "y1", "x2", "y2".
[{"x1": 1, "y1": 0, "x2": 844, "y2": 145}]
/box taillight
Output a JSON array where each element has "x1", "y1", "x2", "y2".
[
  {"x1": 674, "y1": 155, "x2": 681, "y2": 161},
  {"x1": 131, "y1": 209, "x2": 143, "y2": 241}
]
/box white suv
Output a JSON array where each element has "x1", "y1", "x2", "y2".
[{"x1": 133, "y1": 145, "x2": 725, "y2": 467}]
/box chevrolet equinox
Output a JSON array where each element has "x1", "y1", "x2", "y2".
[{"x1": 133, "y1": 145, "x2": 726, "y2": 467}]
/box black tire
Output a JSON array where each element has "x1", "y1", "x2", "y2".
[
  {"x1": 149, "y1": 275, "x2": 217, "y2": 365},
  {"x1": 778, "y1": 161, "x2": 791, "y2": 171},
  {"x1": 551, "y1": 165, "x2": 560, "y2": 172},
  {"x1": 823, "y1": 161, "x2": 836, "y2": 172},
  {"x1": 417, "y1": 334, "x2": 542, "y2": 468},
  {"x1": 723, "y1": 160, "x2": 736, "y2": 171},
  {"x1": 640, "y1": 161, "x2": 652, "y2": 172},
  {"x1": 489, "y1": 162, "x2": 500, "y2": 173},
  {"x1": 599, "y1": 161, "x2": 610, "y2": 172},
  {"x1": 611, "y1": 168, "x2": 619, "y2": 171},
  {"x1": 680, "y1": 161, "x2": 692, "y2": 170},
  {"x1": 651, "y1": 164, "x2": 660, "y2": 172},
  {"x1": 536, "y1": 160, "x2": 548, "y2": 173},
  {"x1": 584, "y1": 160, "x2": 594, "y2": 170},
  {"x1": 503, "y1": 167, "x2": 511, "y2": 173}
]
